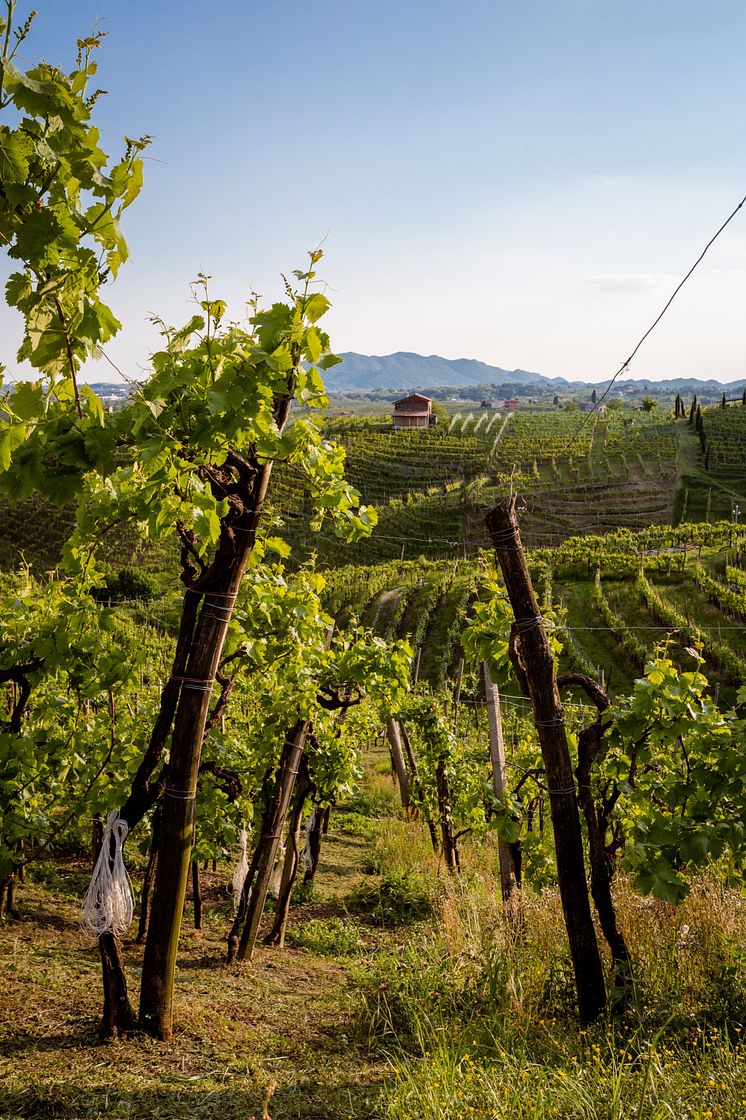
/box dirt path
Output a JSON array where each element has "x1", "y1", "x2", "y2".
[{"x1": 0, "y1": 790, "x2": 395, "y2": 1120}]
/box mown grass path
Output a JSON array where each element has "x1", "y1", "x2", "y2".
[{"x1": 0, "y1": 798, "x2": 393, "y2": 1120}]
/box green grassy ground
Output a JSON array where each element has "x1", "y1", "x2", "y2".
[
  {"x1": 0, "y1": 773, "x2": 393, "y2": 1120},
  {"x1": 2, "y1": 758, "x2": 745, "y2": 1119}
]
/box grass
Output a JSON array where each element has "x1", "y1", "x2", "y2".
[
  {"x1": 379, "y1": 1026, "x2": 746, "y2": 1119},
  {"x1": 2, "y1": 755, "x2": 746, "y2": 1118},
  {"x1": 361, "y1": 847, "x2": 746, "y2": 1118},
  {"x1": 286, "y1": 916, "x2": 368, "y2": 957},
  {"x1": 0, "y1": 849, "x2": 383, "y2": 1119}
]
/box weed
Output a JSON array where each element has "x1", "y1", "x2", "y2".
[
  {"x1": 287, "y1": 916, "x2": 366, "y2": 957},
  {"x1": 350, "y1": 868, "x2": 435, "y2": 926}
]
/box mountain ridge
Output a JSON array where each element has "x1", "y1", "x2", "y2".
[{"x1": 326, "y1": 351, "x2": 746, "y2": 394}]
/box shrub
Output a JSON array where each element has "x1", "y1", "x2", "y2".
[
  {"x1": 350, "y1": 867, "x2": 435, "y2": 926},
  {"x1": 94, "y1": 566, "x2": 159, "y2": 602}
]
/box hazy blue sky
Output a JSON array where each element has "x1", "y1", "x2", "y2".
[{"x1": 4, "y1": 0, "x2": 746, "y2": 383}]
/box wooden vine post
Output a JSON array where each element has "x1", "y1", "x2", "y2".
[
  {"x1": 264, "y1": 761, "x2": 313, "y2": 947},
  {"x1": 386, "y1": 717, "x2": 411, "y2": 811},
  {"x1": 486, "y1": 496, "x2": 606, "y2": 1023},
  {"x1": 228, "y1": 718, "x2": 311, "y2": 963},
  {"x1": 482, "y1": 662, "x2": 519, "y2": 903}
]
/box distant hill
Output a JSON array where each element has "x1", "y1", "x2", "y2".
[
  {"x1": 325, "y1": 352, "x2": 567, "y2": 392},
  {"x1": 617, "y1": 377, "x2": 746, "y2": 394},
  {"x1": 321, "y1": 352, "x2": 746, "y2": 395},
  {"x1": 78, "y1": 361, "x2": 746, "y2": 399}
]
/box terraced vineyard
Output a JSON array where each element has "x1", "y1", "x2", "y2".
[
  {"x1": 1, "y1": 404, "x2": 737, "y2": 574},
  {"x1": 0, "y1": 403, "x2": 741, "y2": 705},
  {"x1": 679, "y1": 401, "x2": 746, "y2": 522},
  {"x1": 322, "y1": 418, "x2": 494, "y2": 502},
  {"x1": 269, "y1": 408, "x2": 692, "y2": 563},
  {"x1": 323, "y1": 521, "x2": 746, "y2": 706},
  {"x1": 701, "y1": 403, "x2": 746, "y2": 472}
]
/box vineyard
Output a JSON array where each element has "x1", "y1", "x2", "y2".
[
  {"x1": 1, "y1": 11, "x2": 746, "y2": 1120},
  {"x1": 321, "y1": 520, "x2": 746, "y2": 703},
  {"x1": 266, "y1": 404, "x2": 734, "y2": 564}
]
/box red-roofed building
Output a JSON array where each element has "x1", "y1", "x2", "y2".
[{"x1": 392, "y1": 393, "x2": 436, "y2": 429}]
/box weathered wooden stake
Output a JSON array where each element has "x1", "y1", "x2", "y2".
[
  {"x1": 486, "y1": 496, "x2": 606, "y2": 1023},
  {"x1": 482, "y1": 661, "x2": 519, "y2": 903},
  {"x1": 386, "y1": 717, "x2": 411, "y2": 811},
  {"x1": 265, "y1": 768, "x2": 311, "y2": 947},
  {"x1": 233, "y1": 719, "x2": 310, "y2": 962}
]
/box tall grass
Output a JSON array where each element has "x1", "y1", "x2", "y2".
[
  {"x1": 353, "y1": 828, "x2": 746, "y2": 1118},
  {"x1": 380, "y1": 1024, "x2": 746, "y2": 1119}
]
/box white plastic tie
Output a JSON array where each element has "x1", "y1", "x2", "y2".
[{"x1": 81, "y1": 809, "x2": 134, "y2": 938}]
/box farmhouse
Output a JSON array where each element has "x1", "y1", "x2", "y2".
[{"x1": 392, "y1": 393, "x2": 437, "y2": 429}]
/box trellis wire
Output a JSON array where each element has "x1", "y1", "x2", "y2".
[{"x1": 564, "y1": 189, "x2": 746, "y2": 454}]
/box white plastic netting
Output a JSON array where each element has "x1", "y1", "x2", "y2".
[
  {"x1": 299, "y1": 809, "x2": 317, "y2": 873},
  {"x1": 231, "y1": 827, "x2": 249, "y2": 915},
  {"x1": 81, "y1": 810, "x2": 134, "y2": 938},
  {"x1": 268, "y1": 841, "x2": 286, "y2": 898}
]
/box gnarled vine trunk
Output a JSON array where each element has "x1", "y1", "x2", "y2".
[
  {"x1": 137, "y1": 402, "x2": 295, "y2": 1040},
  {"x1": 436, "y1": 757, "x2": 460, "y2": 873},
  {"x1": 400, "y1": 719, "x2": 439, "y2": 855},
  {"x1": 558, "y1": 673, "x2": 631, "y2": 973}
]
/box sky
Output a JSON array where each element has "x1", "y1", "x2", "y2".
[{"x1": 4, "y1": 0, "x2": 746, "y2": 384}]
